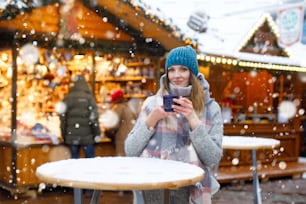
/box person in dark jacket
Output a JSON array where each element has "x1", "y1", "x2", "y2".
[{"x1": 59, "y1": 74, "x2": 101, "y2": 159}]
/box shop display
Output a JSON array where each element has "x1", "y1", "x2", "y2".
[
  {"x1": 0, "y1": 47, "x2": 159, "y2": 144},
  {"x1": 0, "y1": 46, "x2": 159, "y2": 194},
  {"x1": 95, "y1": 56, "x2": 158, "y2": 103}
]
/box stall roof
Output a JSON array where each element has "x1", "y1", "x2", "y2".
[
  {"x1": 1, "y1": 0, "x2": 305, "y2": 67},
  {"x1": 0, "y1": 0, "x2": 196, "y2": 56},
  {"x1": 133, "y1": 0, "x2": 306, "y2": 69},
  {"x1": 94, "y1": 0, "x2": 194, "y2": 50}
]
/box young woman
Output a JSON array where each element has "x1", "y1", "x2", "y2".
[{"x1": 125, "y1": 46, "x2": 223, "y2": 204}]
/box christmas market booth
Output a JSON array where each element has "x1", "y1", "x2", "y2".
[
  {"x1": 195, "y1": 12, "x2": 306, "y2": 182},
  {"x1": 0, "y1": 0, "x2": 195, "y2": 195}
]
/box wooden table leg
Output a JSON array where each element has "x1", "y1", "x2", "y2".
[
  {"x1": 164, "y1": 189, "x2": 170, "y2": 204},
  {"x1": 73, "y1": 188, "x2": 83, "y2": 204},
  {"x1": 164, "y1": 189, "x2": 177, "y2": 204},
  {"x1": 90, "y1": 190, "x2": 102, "y2": 204},
  {"x1": 251, "y1": 149, "x2": 262, "y2": 204}
]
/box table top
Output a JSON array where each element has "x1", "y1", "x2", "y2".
[
  {"x1": 36, "y1": 156, "x2": 204, "y2": 191},
  {"x1": 222, "y1": 136, "x2": 280, "y2": 150}
]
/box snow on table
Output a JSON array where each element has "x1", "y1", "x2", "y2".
[
  {"x1": 36, "y1": 156, "x2": 204, "y2": 190},
  {"x1": 222, "y1": 136, "x2": 280, "y2": 150}
]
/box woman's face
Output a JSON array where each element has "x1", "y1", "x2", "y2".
[{"x1": 167, "y1": 65, "x2": 190, "y2": 87}]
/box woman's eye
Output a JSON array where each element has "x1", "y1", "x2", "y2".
[
  {"x1": 181, "y1": 68, "x2": 188, "y2": 72},
  {"x1": 168, "y1": 68, "x2": 175, "y2": 73}
]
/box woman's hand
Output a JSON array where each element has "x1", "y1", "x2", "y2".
[
  {"x1": 172, "y1": 97, "x2": 201, "y2": 130},
  {"x1": 146, "y1": 106, "x2": 173, "y2": 129}
]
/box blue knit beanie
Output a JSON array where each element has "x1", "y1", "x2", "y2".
[{"x1": 165, "y1": 45, "x2": 198, "y2": 76}]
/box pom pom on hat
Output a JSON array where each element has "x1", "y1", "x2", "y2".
[
  {"x1": 110, "y1": 89, "x2": 124, "y2": 103},
  {"x1": 165, "y1": 46, "x2": 198, "y2": 76}
]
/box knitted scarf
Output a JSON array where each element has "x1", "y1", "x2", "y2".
[{"x1": 140, "y1": 85, "x2": 212, "y2": 203}]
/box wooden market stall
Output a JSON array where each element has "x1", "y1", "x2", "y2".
[
  {"x1": 0, "y1": 0, "x2": 193, "y2": 195},
  {"x1": 198, "y1": 14, "x2": 306, "y2": 183}
]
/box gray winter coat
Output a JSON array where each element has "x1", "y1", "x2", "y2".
[{"x1": 125, "y1": 73, "x2": 223, "y2": 204}]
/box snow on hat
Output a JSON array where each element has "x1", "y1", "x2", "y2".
[
  {"x1": 165, "y1": 45, "x2": 198, "y2": 76},
  {"x1": 110, "y1": 89, "x2": 124, "y2": 102}
]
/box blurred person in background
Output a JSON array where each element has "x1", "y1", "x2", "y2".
[
  {"x1": 58, "y1": 74, "x2": 101, "y2": 197},
  {"x1": 59, "y1": 74, "x2": 101, "y2": 158},
  {"x1": 107, "y1": 89, "x2": 137, "y2": 156},
  {"x1": 125, "y1": 46, "x2": 223, "y2": 204}
]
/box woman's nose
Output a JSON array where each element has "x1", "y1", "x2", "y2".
[{"x1": 173, "y1": 70, "x2": 180, "y2": 77}]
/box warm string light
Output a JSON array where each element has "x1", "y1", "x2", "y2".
[
  {"x1": 198, "y1": 54, "x2": 306, "y2": 72},
  {"x1": 237, "y1": 61, "x2": 306, "y2": 72}
]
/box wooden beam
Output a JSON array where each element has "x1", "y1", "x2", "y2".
[
  {"x1": 96, "y1": 0, "x2": 185, "y2": 51},
  {"x1": 0, "y1": 1, "x2": 166, "y2": 56},
  {"x1": 0, "y1": 4, "x2": 59, "y2": 33}
]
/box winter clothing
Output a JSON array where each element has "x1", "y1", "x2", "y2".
[
  {"x1": 107, "y1": 89, "x2": 136, "y2": 156},
  {"x1": 165, "y1": 45, "x2": 199, "y2": 76},
  {"x1": 109, "y1": 100, "x2": 136, "y2": 156},
  {"x1": 70, "y1": 144, "x2": 95, "y2": 159},
  {"x1": 125, "y1": 73, "x2": 223, "y2": 204},
  {"x1": 110, "y1": 89, "x2": 124, "y2": 103},
  {"x1": 60, "y1": 75, "x2": 101, "y2": 157}
]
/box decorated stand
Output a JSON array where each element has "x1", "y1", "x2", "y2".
[{"x1": 0, "y1": 0, "x2": 193, "y2": 195}]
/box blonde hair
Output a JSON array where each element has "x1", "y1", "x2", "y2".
[{"x1": 162, "y1": 73, "x2": 205, "y2": 116}]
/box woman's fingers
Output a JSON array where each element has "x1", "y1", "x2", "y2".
[{"x1": 173, "y1": 97, "x2": 193, "y2": 115}]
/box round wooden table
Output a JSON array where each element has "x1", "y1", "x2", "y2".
[
  {"x1": 222, "y1": 136, "x2": 280, "y2": 150},
  {"x1": 222, "y1": 136, "x2": 280, "y2": 204},
  {"x1": 36, "y1": 156, "x2": 204, "y2": 204}
]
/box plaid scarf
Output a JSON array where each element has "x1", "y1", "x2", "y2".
[{"x1": 140, "y1": 93, "x2": 212, "y2": 203}]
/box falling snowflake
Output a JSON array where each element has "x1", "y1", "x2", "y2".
[
  {"x1": 55, "y1": 101, "x2": 67, "y2": 114},
  {"x1": 19, "y1": 43, "x2": 40, "y2": 65},
  {"x1": 278, "y1": 100, "x2": 297, "y2": 121}
]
